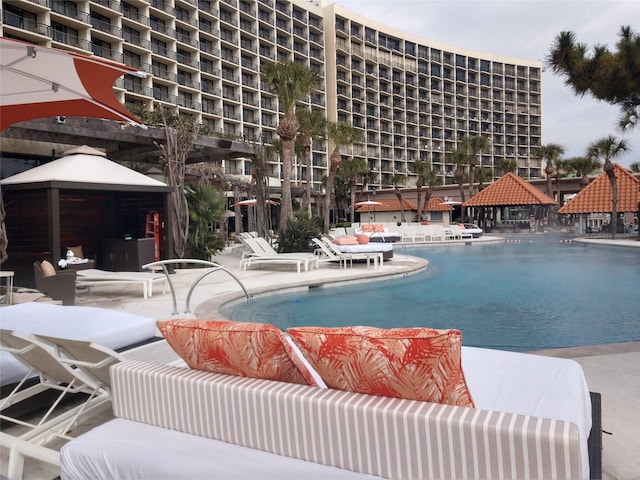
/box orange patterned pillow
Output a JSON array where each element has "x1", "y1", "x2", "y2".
[
  {"x1": 158, "y1": 319, "x2": 323, "y2": 386},
  {"x1": 373, "y1": 224, "x2": 385, "y2": 233},
  {"x1": 361, "y1": 224, "x2": 374, "y2": 232},
  {"x1": 287, "y1": 326, "x2": 474, "y2": 407}
]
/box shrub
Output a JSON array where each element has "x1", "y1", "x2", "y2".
[{"x1": 277, "y1": 214, "x2": 322, "y2": 253}]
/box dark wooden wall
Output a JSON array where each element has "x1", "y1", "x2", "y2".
[{"x1": 3, "y1": 188, "x2": 168, "y2": 287}]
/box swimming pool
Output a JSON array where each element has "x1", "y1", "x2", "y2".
[{"x1": 222, "y1": 237, "x2": 640, "y2": 352}]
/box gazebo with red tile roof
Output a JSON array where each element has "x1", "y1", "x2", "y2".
[
  {"x1": 558, "y1": 164, "x2": 640, "y2": 214},
  {"x1": 463, "y1": 173, "x2": 557, "y2": 230},
  {"x1": 463, "y1": 173, "x2": 557, "y2": 207},
  {"x1": 558, "y1": 164, "x2": 640, "y2": 234}
]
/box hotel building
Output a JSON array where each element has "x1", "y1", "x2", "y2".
[{"x1": 1, "y1": 0, "x2": 543, "y2": 189}]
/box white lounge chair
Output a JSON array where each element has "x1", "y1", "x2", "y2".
[
  {"x1": 320, "y1": 237, "x2": 382, "y2": 269},
  {"x1": 239, "y1": 237, "x2": 318, "y2": 273},
  {"x1": 0, "y1": 331, "x2": 121, "y2": 479},
  {"x1": 312, "y1": 238, "x2": 351, "y2": 268},
  {"x1": 76, "y1": 268, "x2": 168, "y2": 298},
  {"x1": 400, "y1": 225, "x2": 425, "y2": 242},
  {"x1": 447, "y1": 224, "x2": 474, "y2": 240}
]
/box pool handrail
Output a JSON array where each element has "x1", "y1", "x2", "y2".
[{"x1": 142, "y1": 259, "x2": 250, "y2": 315}]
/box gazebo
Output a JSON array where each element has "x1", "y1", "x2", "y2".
[
  {"x1": 1, "y1": 146, "x2": 172, "y2": 286},
  {"x1": 463, "y1": 173, "x2": 558, "y2": 231},
  {"x1": 558, "y1": 163, "x2": 640, "y2": 234}
]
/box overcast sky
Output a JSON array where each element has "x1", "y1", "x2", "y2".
[{"x1": 333, "y1": 0, "x2": 639, "y2": 168}]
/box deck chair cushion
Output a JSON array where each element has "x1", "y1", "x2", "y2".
[
  {"x1": 40, "y1": 260, "x2": 56, "y2": 277},
  {"x1": 287, "y1": 326, "x2": 475, "y2": 407},
  {"x1": 333, "y1": 236, "x2": 358, "y2": 245},
  {"x1": 157, "y1": 319, "x2": 324, "y2": 387}
]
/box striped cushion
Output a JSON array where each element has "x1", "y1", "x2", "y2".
[{"x1": 110, "y1": 360, "x2": 583, "y2": 480}]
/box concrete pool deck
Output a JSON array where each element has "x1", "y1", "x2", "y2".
[{"x1": 4, "y1": 235, "x2": 639, "y2": 479}]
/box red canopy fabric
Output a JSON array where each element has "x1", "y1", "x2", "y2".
[{"x1": 1, "y1": 37, "x2": 144, "y2": 130}]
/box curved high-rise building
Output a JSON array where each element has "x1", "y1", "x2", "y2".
[{"x1": 1, "y1": 0, "x2": 543, "y2": 188}]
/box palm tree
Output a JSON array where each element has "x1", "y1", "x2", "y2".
[
  {"x1": 547, "y1": 27, "x2": 640, "y2": 131},
  {"x1": 358, "y1": 170, "x2": 377, "y2": 202},
  {"x1": 496, "y1": 157, "x2": 517, "y2": 176},
  {"x1": 261, "y1": 61, "x2": 320, "y2": 230},
  {"x1": 566, "y1": 156, "x2": 601, "y2": 190},
  {"x1": 533, "y1": 143, "x2": 565, "y2": 200},
  {"x1": 587, "y1": 136, "x2": 629, "y2": 238},
  {"x1": 629, "y1": 161, "x2": 640, "y2": 173},
  {"x1": 324, "y1": 121, "x2": 364, "y2": 232},
  {"x1": 553, "y1": 158, "x2": 569, "y2": 200},
  {"x1": 338, "y1": 157, "x2": 369, "y2": 222},
  {"x1": 475, "y1": 166, "x2": 492, "y2": 192},
  {"x1": 460, "y1": 135, "x2": 489, "y2": 198},
  {"x1": 413, "y1": 160, "x2": 434, "y2": 221},
  {"x1": 387, "y1": 173, "x2": 407, "y2": 223},
  {"x1": 296, "y1": 108, "x2": 327, "y2": 218},
  {"x1": 421, "y1": 168, "x2": 442, "y2": 221},
  {"x1": 448, "y1": 149, "x2": 468, "y2": 222},
  {"x1": 185, "y1": 182, "x2": 225, "y2": 259}
]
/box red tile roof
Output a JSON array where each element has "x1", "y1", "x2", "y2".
[
  {"x1": 558, "y1": 163, "x2": 640, "y2": 214},
  {"x1": 463, "y1": 172, "x2": 558, "y2": 207},
  {"x1": 427, "y1": 197, "x2": 454, "y2": 211},
  {"x1": 356, "y1": 198, "x2": 417, "y2": 212}
]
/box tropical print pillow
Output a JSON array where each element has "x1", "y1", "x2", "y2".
[
  {"x1": 157, "y1": 319, "x2": 322, "y2": 386},
  {"x1": 287, "y1": 326, "x2": 474, "y2": 407}
]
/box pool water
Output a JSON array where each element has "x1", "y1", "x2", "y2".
[{"x1": 222, "y1": 237, "x2": 640, "y2": 352}]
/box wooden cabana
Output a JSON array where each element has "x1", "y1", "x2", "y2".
[
  {"x1": 463, "y1": 173, "x2": 558, "y2": 231},
  {"x1": 1, "y1": 146, "x2": 172, "y2": 286},
  {"x1": 558, "y1": 163, "x2": 640, "y2": 234}
]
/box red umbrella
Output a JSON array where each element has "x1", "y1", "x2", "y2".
[{"x1": 0, "y1": 37, "x2": 145, "y2": 131}]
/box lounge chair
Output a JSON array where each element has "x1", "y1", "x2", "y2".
[
  {"x1": 320, "y1": 237, "x2": 383, "y2": 269},
  {"x1": 425, "y1": 224, "x2": 446, "y2": 241},
  {"x1": 75, "y1": 268, "x2": 168, "y2": 298},
  {"x1": 447, "y1": 224, "x2": 474, "y2": 240},
  {"x1": 0, "y1": 331, "x2": 120, "y2": 479},
  {"x1": 400, "y1": 225, "x2": 426, "y2": 243},
  {"x1": 239, "y1": 237, "x2": 319, "y2": 273},
  {"x1": 312, "y1": 238, "x2": 351, "y2": 268}
]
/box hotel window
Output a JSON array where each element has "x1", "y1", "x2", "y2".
[
  {"x1": 123, "y1": 26, "x2": 142, "y2": 46},
  {"x1": 91, "y1": 39, "x2": 112, "y2": 59},
  {"x1": 151, "y1": 39, "x2": 168, "y2": 56},
  {"x1": 52, "y1": 23, "x2": 79, "y2": 46},
  {"x1": 153, "y1": 84, "x2": 169, "y2": 101},
  {"x1": 123, "y1": 50, "x2": 141, "y2": 69},
  {"x1": 51, "y1": 1, "x2": 78, "y2": 17},
  {"x1": 150, "y1": 16, "x2": 167, "y2": 34},
  {"x1": 121, "y1": 2, "x2": 140, "y2": 21}
]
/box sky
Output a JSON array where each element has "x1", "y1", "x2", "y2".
[{"x1": 333, "y1": 0, "x2": 639, "y2": 168}]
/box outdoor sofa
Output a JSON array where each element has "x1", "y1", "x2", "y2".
[{"x1": 60, "y1": 321, "x2": 597, "y2": 480}]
